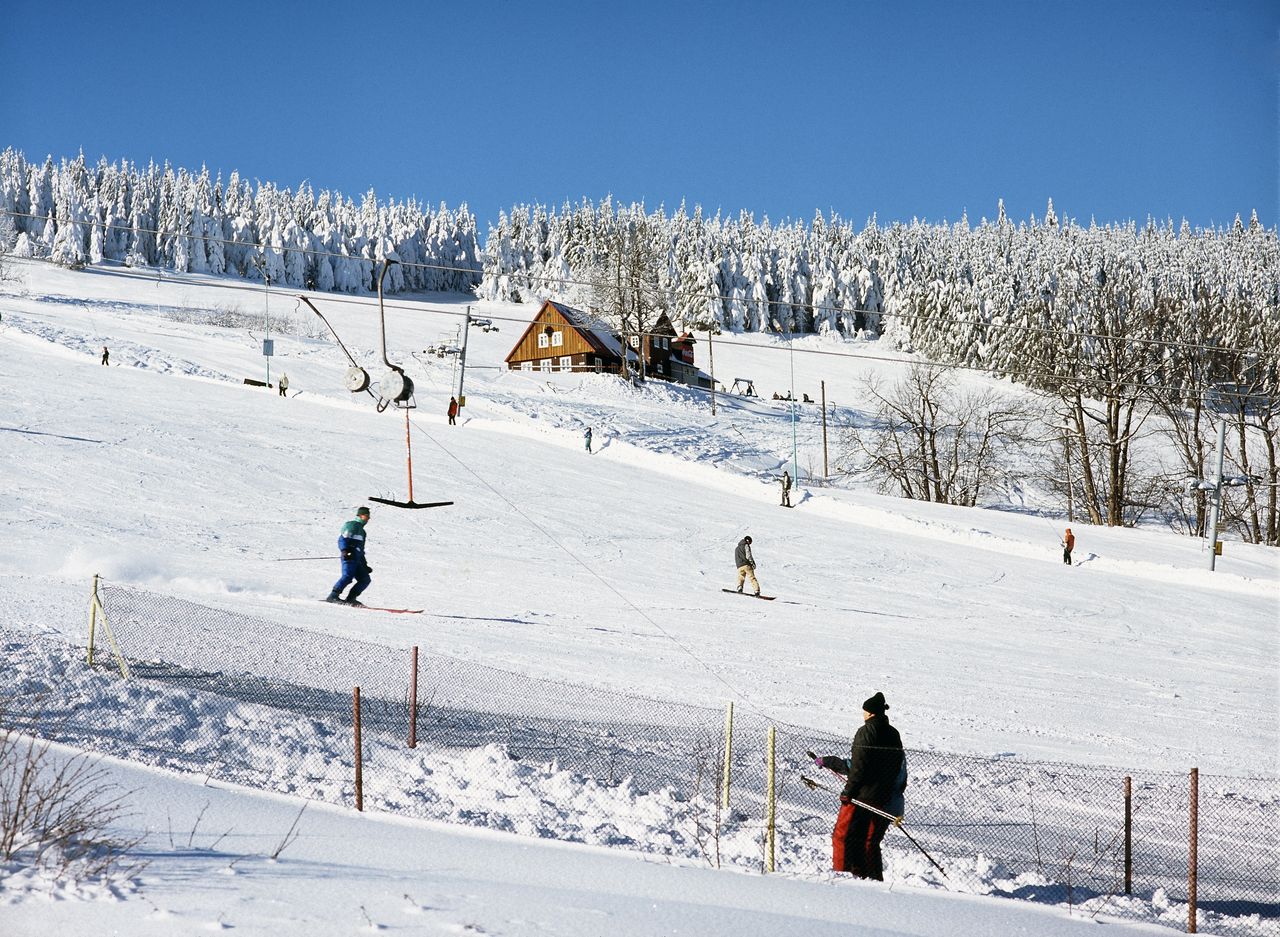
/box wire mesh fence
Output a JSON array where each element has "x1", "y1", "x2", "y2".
[{"x1": 7, "y1": 579, "x2": 1277, "y2": 936}]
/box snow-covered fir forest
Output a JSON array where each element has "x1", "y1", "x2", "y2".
[{"x1": 2, "y1": 148, "x2": 1277, "y2": 543}]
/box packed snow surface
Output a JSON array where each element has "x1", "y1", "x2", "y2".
[{"x1": 1, "y1": 258, "x2": 1276, "y2": 935}]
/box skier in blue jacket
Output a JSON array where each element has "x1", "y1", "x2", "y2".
[{"x1": 326, "y1": 506, "x2": 372, "y2": 606}]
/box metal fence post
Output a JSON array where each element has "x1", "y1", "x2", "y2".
[
  {"x1": 765, "y1": 726, "x2": 776, "y2": 873},
  {"x1": 1188, "y1": 767, "x2": 1198, "y2": 933},
  {"x1": 720, "y1": 701, "x2": 734, "y2": 811},
  {"x1": 1124, "y1": 775, "x2": 1132, "y2": 895},
  {"x1": 354, "y1": 686, "x2": 363, "y2": 812},
  {"x1": 408, "y1": 646, "x2": 419, "y2": 749}
]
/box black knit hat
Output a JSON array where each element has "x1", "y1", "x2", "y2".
[
  {"x1": 356, "y1": 506, "x2": 371, "y2": 518},
  {"x1": 862, "y1": 691, "x2": 888, "y2": 715}
]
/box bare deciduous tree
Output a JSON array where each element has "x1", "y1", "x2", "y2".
[{"x1": 839, "y1": 365, "x2": 1038, "y2": 507}]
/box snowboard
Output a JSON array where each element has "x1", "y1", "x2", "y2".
[{"x1": 722, "y1": 588, "x2": 776, "y2": 601}]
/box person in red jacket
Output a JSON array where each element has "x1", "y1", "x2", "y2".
[
  {"x1": 1063, "y1": 528, "x2": 1075, "y2": 565},
  {"x1": 447, "y1": 396, "x2": 459, "y2": 425}
]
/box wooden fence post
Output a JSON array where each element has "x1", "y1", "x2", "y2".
[
  {"x1": 720, "y1": 701, "x2": 734, "y2": 811},
  {"x1": 1124, "y1": 775, "x2": 1132, "y2": 895},
  {"x1": 765, "y1": 726, "x2": 776, "y2": 873},
  {"x1": 1188, "y1": 767, "x2": 1198, "y2": 933},
  {"x1": 354, "y1": 686, "x2": 363, "y2": 812},
  {"x1": 408, "y1": 646, "x2": 419, "y2": 749}
]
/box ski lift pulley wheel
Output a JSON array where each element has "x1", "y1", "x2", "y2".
[
  {"x1": 345, "y1": 366, "x2": 370, "y2": 393},
  {"x1": 382, "y1": 368, "x2": 414, "y2": 403}
]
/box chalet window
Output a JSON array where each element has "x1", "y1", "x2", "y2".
[
  {"x1": 551, "y1": 331, "x2": 564, "y2": 347},
  {"x1": 661, "y1": 337, "x2": 669, "y2": 350},
  {"x1": 520, "y1": 361, "x2": 533, "y2": 371},
  {"x1": 629, "y1": 335, "x2": 640, "y2": 349},
  {"x1": 593, "y1": 357, "x2": 602, "y2": 372},
  {"x1": 538, "y1": 333, "x2": 550, "y2": 348},
  {"x1": 559, "y1": 356, "x2": 572, "y2": 371},
  {"x1": 539, "y1": 359, "x2": 551, "y2": 372}
]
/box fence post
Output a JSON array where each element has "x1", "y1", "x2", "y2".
[
  {"x1": 408, "y1": 646, "x2": 419, "y2": 749},
  {"x1": 1188, "y1": 767, "x2": 1198, "y2": 933},
  {"x1": 1124, "y1": 775, "x2": 1132, "y2": 895},
  {"x1": 720, "y1": 701, "x2": 734, "y2": 811},
  {"x1": 765, "y1": 725, "x2": 776, "y2": 873},
  {"x1": 354, "y1": 686, "x2": 364, "y2": 812},
  {"x1": 88, "y1": 574, "x2": 100, "y2": 666}
]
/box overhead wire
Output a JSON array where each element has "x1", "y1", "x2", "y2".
[
  {"x1": 3, "y1": 206, "x2": 1275, "y2": 361},
  {"x1": 399, "y1": 407, "x2": 777, "y2": 718}
]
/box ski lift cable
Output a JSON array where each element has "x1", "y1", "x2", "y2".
[
  {"x1": 3, "y1": 207, "x2": 1275, "y2": 360},
  {"x1": 402, "y1": 411, "x2": 781, "y2": 719},
  {"x1": 13, "y1": 250, "x2": 1275, "y2": 405}
]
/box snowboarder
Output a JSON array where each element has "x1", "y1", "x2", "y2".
[
  {"x1": 278, "y1": 373, "x2": 289, "y2": 397},
  {"x1": 781, "y1": 470, "x2": 792, "y2": 507},
  {"x1": 101, "y1": 346, "x2": 109, "y2": 366},
  {"x1": 326, "y1": 506, "x2": 373, "y2": 606},
  {"x1": 734, "y1": 535, "x2": 760, "y2": 596},
  {"x1": 1062, "y1": 527, "x2": 1075, "y2": 565},
  {"x1": 447, "y1": 396, "x2": 458, "y2": 425},
  {"x1": 822, "y1": 691, "x2": 904, "y2": 880},
  {"x1": 584, "y1": 426, "x2": 593, "y2": 453}
]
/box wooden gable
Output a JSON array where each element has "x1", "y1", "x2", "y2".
[{"x1": 504, "y1": 300, "x2": 616, "y2": 366}]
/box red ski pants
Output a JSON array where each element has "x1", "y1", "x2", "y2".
[{"x1": 832, "y1": 802, "x2": 890, "y2": 880}]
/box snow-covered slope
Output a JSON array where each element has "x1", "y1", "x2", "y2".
[{"x1": 2, "y1": 257, "x2": 1276, "y2": 935}]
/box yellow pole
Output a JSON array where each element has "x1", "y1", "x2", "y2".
[
  {"x1": 766, "y1": 726, "x2": 776, "y2": 872},
  {"x1": 720, "y1": 701, "x2": 734, "y2": 810},
  {"x1": 87, "y1": 574, "x2": 99, "y2": 666}
]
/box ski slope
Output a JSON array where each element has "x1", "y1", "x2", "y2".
[{"x1": 1, "y1": 257, "x2": 1277, "y2": 934}]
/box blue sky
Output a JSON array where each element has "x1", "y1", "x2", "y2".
[{"x1": 3, "y1": 0, "x2": 1276, "y2": 231}]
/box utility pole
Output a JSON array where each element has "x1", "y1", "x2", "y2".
[
  {"x1": 457, "y1": 305, "x2": 471, "y2": 406},
  {"x1": 1205, "y1": 418, "x2": 1227, "y2": 572},
  {"x1": 821, "y1": 380, "x2": 829, "y2": 479},
  {"x1": 254, "y1": 255, "x2": 273, "y2": 387},
  {"x1": 1063, "y1": 416, "x2": 1075, "y2": 523},
  {"x1": 708, "y1": 328, "x2": 717, "y2": 417},
  {"x1": 789, "y1": 339, "x2": 799, "y2": 487}
]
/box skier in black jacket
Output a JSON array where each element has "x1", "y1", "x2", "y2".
[{"x1": 824, "y1": 691, "x2": 904, "y2": 879}]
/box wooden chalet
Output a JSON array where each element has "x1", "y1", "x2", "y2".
[{"x1": 505, "y1": 300, "x2": 711, "y2": 387}]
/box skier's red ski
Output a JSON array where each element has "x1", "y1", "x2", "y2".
[{"x1": 722, "y1": 588, "x2": 776, "y2": 601}]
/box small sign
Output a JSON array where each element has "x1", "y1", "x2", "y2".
[
  {"x1": 1214, "y1": 541, "x2": 1223, "y2": 556},
  {"x1": 457, "y1": 395, "x2": 466, "y2": 407},
  {"x1": 262, "y1": 339, "x2": 274, "y2": 357}
]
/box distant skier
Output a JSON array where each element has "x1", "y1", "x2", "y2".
[
  {"x1": 447, "y1": 396, "x2": 458, "y2": 425},
  {"x1": 326, "y1": 506, "x2": 373, "y2": 606},
  {"x1": 734, "y1": 535, "x2": 760, "y2": 596},
  {"x1": 584, "y1": 426, "x2": 593, "y2": 453},
  {"x1": 101, "y1": 346, "x2": 109, "y2": 366},
  {"x1": 278, "y1": 373, "x2": 289, "y2": 397},
  {"x1": 820, "y1": 691, "x2": 904, "y2": 880},
  {"x1": 1062, "y1": 527, "x2": 1075, "y2": 565},
  {"x1": 781, "y1": 470, "x2": 792, "y2": 507}
]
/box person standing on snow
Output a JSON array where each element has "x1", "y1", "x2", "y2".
[
  {"x1": 781, "y1": 470, "x2": 792, "y2": 507},
  {"x1": 101, "y1": 346, "x2": 110, "y2": 366},
  {"x1": 734, "y1": 535, "x2": 760, "y2": 596},
  {"x1": 278, "y1": 373, "x2": 289, "y2": 397},
  {"x1": 821, "y1": 691, "x2": 904, "y2": 880},
  {"x1": 326, "y1": 506, "x2": 373, "y2": 606},
  {"x1": 1062, "y1": 527, "x2": 1075, "y2": 565},
  {"x1": 447, "y1": 396, "x2": 458, "y2": 425},
  {"x1": 584, "y1": 426, "x2": 593, "y2": 453}
]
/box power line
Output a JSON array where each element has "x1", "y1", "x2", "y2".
[
  {"x1": 400, "y1": 409, "x2": 778, "y2": 718},
  {"x1": 4, "y1": 207, "x2": 1275, "y2": 361},
  {"x1": 5, "y1": 251, "x2": 1276, "y2": 404}
]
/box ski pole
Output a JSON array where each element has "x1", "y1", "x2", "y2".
[
  {"x1": 800, "y1": 774, "x2": 949, "y2": 880},
  {"x1": 271, "y1": 556, "x2": 342, "y2": 562}
]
